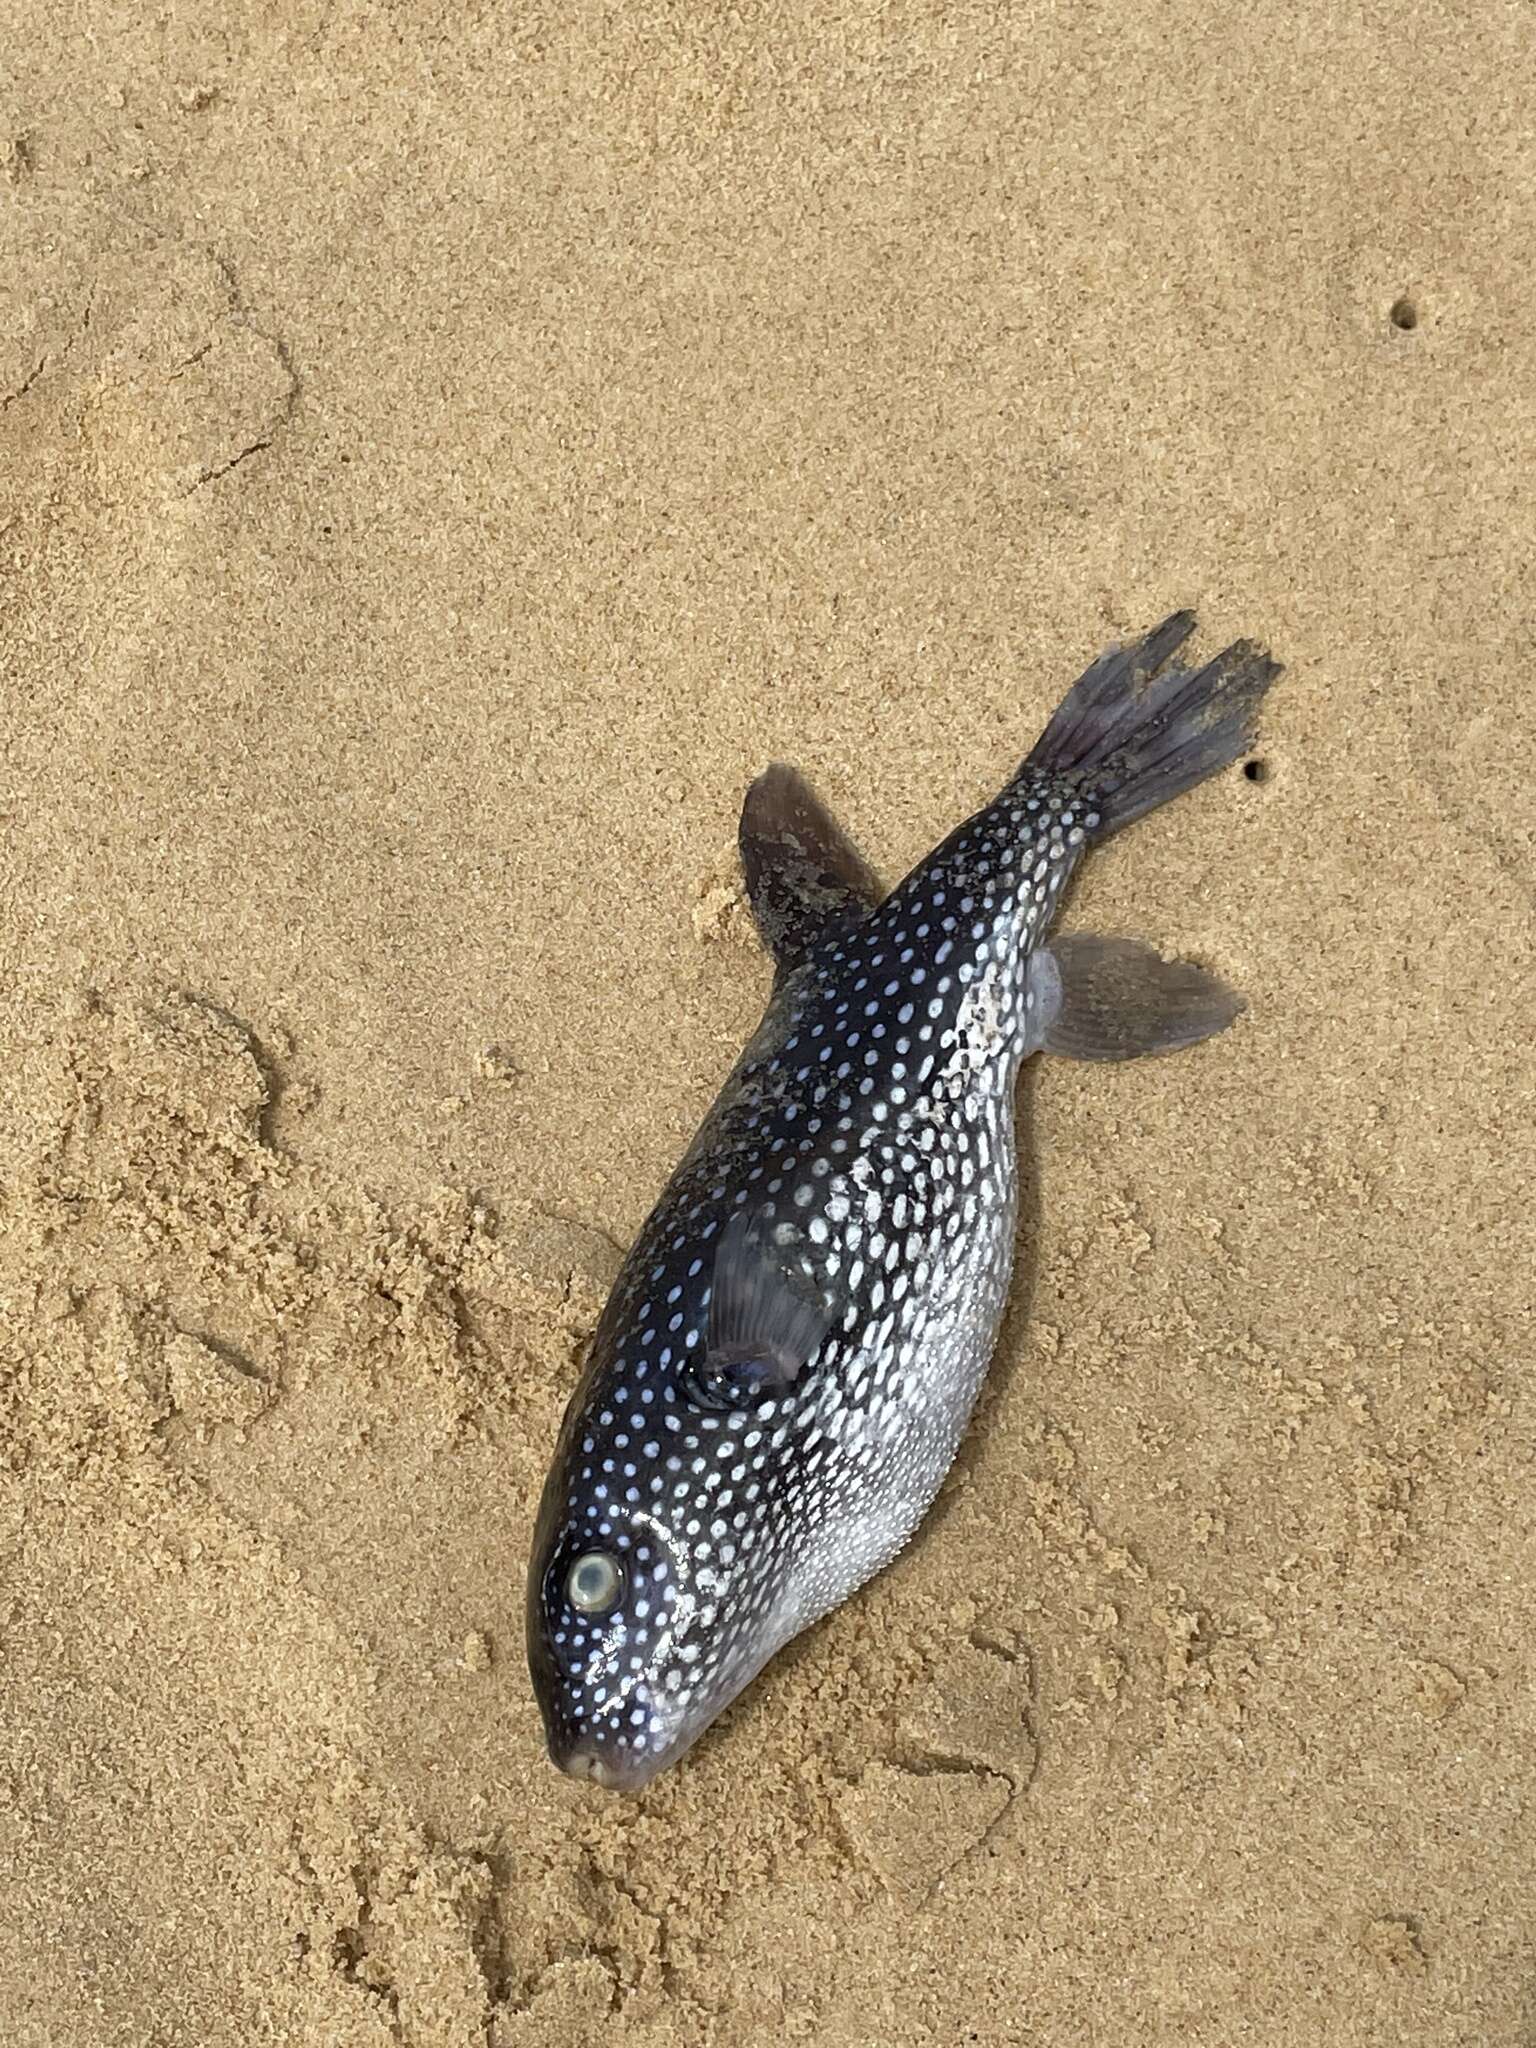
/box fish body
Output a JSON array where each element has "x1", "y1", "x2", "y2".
[{"x1": 527, "y1": 614, "x2": 1279, "y2": 1789}]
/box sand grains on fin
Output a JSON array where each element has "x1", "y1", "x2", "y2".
[
  {"x1": 738, "y1": 763, "x2": 884, "y2": 973},
  {"x1": 1024, "y1": 615, "x2": 1282, "y2": 837}
]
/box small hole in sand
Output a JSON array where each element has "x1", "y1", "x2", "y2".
[
  {"x1": 1243, "y1": 759, "x2": 1268, "y2": 783},
  {"x1": 1389, "y1": 297, "x2": 1418, "y2": 332}
]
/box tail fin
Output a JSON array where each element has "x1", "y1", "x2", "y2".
[{"x1": 1024, "y1": 613, "x2": 1280, "y2": 836}]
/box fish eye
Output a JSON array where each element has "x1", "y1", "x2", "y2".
[{"x1": 566, "y1": 1550, "x2": 624, "y2": 1615}]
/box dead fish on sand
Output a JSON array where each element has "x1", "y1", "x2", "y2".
[{"x1": 527, "y1": 613, "x2": 1279, "y2": 1789}]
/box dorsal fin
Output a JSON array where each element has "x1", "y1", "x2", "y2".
[{"x1": 738, "y1": 764, "x2": 884, "y2": 975}]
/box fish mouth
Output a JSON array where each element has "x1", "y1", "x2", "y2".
[
  {"x1": 553, "y1": 1737, "x2": 684, "y2": 1795},
  {"x1": 546, "y1": 1645, "x2": 780, "y2": 1794},
  {"x1": 547, "y1": 1683, "x2": 722, "y2": 1794},
  {"x1": 558, "y1": 1744, "x2": 625, "y2": 1790}
]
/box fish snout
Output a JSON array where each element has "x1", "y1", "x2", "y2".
[{"x1": 551, "y1": 1736, "x2": 663, "y2": 1795}]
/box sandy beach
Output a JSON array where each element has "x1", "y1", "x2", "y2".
[{"x1": 2, "y1": 3, "x2": 1534, "y2": 2042}]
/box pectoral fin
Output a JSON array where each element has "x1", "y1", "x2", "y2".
[
  {"x1": 739, "y1": 764, "x2": 884, "y2": 976},
  {"x1": 1024, "y1": 934, "x2": 1245, "y2": 1061},
  {"x1": 688, "y1": 1207, "x2": 836, "y2": 1411}
]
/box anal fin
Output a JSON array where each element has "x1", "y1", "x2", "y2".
[{"x1": 1025, "y1": 934, "x2": 1245, "y2": 1061}]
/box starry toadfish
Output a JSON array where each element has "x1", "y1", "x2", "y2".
[{"x1": 526, "y1": 613, "x2": 1279, "y2": 1791}]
